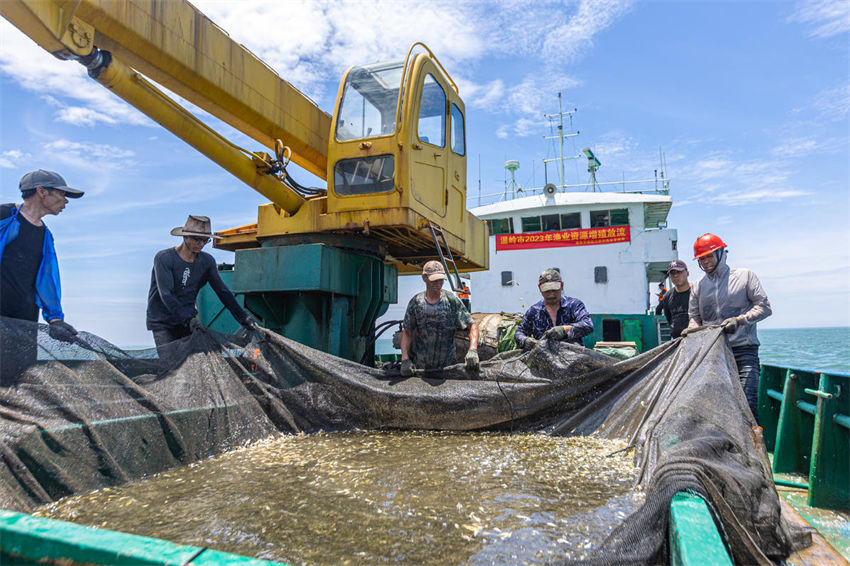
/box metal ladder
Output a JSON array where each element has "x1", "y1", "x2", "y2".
[{"x1": 427, "y1": 222, "x2": 463, "y2": 293}]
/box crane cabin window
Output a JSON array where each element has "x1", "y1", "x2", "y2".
[
  {"x1": 334, "y1": 155, "x2": 395, "y2": 195},
  {"x1": 335, "y1": 61, "x2": 404, "y2": 141},
  {"x1": 451, "y1": 104, "x2": 465, "y2": 155},
  {"x1": 417, "y1": 74, "x2": 446, "y2": 147}
]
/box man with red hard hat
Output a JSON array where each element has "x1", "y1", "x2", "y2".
[{"x1": 685, "y1": 233, "x2": 771, "y2": 421}]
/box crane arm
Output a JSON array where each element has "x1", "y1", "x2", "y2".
[{"x1": 1, "y1": 0, "x2": 331, "y2": 181}]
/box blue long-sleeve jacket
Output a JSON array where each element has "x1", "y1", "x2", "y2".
[
  {"x1": 515, "y1": 295, "x2": 593, "y2": 346},
  {"x1": 0, "y1": 204, "x2": 64, "y2": 322}
]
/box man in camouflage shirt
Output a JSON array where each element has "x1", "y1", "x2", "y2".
[{"x1": 400, "y1": 260, "x2": 479, "y2": 376}]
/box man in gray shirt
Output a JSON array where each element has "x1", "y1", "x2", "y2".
[
  {"x1": 146, "y1": 215, "x2": 255, "y2": 353},
  {"x1": 685, "y1": 233, "x2": 771, "y2": 422}
]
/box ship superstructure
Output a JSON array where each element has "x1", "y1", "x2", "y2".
[{"x1": 468, "y1": 97, "x2": 678, "y2": 348}]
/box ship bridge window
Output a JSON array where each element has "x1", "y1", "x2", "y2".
[
  {"x1": 541, "y1": 214, "x2": 561, "y2": 232},
  {"x1": 522, "y1": 213, "x2": 581, "y2": 232},
  {"x1": 521, "y1": 216, "x2": 541, "y2": 233},
  {"x1": 590, "y1": 208, "x2": 629, "y2": 228},
  {"x1": 561, "y1": 212, "x2": 581, "y2": 230},
  {"x1": 489, "y1": 217, "x2": 514, "y2": 235}
]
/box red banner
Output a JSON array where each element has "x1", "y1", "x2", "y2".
[{"x1": 495, "y1": 225, "x2": 630, "y2": 250}]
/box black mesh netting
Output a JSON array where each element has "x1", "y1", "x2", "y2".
[{"x1": 0, "y1": 315, "x2": 809, "y2": 564}]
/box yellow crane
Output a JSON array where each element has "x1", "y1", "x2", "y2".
[{"x1": 2, "y1": 0, "x2": 489, "y2": 360}]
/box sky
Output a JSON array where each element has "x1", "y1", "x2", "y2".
[{"x1": 0, "y1": 0, "x2": 848, "y2": 346}]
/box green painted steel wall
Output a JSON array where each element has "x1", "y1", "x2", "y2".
[
  {"x1": 585, "y1": 314, "x2": 662, "y2": 352},
  {"x1": 198, "y1": 243, "x2": 397, "y2": 362}
]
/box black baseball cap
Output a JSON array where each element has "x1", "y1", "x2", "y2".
[{"x1": 19, "y1": 170, "x2": 84, "y2": 198}]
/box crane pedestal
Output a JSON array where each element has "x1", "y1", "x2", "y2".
[{"x1": 198, "y1": 236, "x2": 397, "y2": 363}]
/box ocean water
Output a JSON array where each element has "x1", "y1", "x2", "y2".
[
  {"x1": 757, "y1": 327, "x2": 849, "y2": 374},
  {"x1": 376, "y1": 327, "x2": 850, "y2": 374}
]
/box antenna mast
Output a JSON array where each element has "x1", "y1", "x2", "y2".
[{"x1": 543, "y1": 92, "x2": 579, "y2": 191}]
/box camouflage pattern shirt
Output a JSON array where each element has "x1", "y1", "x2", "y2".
[{"x1": 403, "y1": 290, "x2": 473, "y2": 370}]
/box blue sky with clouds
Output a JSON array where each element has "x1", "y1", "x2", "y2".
[{"x1": 1, "y1": 0, "x2": 847, "y2": 346}]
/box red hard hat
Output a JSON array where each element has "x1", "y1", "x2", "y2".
[{"x1": 693, "y1": 233, "x2": 727, "y2": 260}]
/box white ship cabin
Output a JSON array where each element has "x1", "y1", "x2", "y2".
[{"x1": 469, "y1": 191, "x2": 678, "y2": 316}]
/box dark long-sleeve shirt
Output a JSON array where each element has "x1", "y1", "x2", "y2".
[
  {"x1": 660, "y1": 287, "x2": 691, "y2": 338},
  {"x1": 146, "y1": 247, "x2": 248, "y2": 331},
  {"x1": 515, "y1": 295, "x2": 594, "y2": 347}
]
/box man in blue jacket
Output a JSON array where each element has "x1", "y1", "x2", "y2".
[
  {"x1": 0, "y1": 170, "x2": 84, "y2": 383},
  {"x1": 515, "y1": 268, "x2": 594, "y2": 351}
]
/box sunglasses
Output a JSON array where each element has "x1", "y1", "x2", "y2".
[{"x1": 187, "y1": 236, "x2": 211, "y2": 244}]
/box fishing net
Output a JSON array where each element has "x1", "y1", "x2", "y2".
[{"x1": 0, "y1": 314, "x2": 809, "y2": 564}]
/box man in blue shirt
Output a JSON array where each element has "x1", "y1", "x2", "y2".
[
  {"x1": 515, "y1": 268, "x2": 593, "y2": 351},
  {"x1": 1, "y1": 170, "x2": 84, "y2": 384}
]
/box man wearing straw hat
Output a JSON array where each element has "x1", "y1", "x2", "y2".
[{"x1": 146, "y1": 215, "x2": 256, "y2": 351}]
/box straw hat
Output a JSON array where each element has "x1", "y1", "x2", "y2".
[{"x1": 170, "y1": 215, "x2": 221, "y2": 239}]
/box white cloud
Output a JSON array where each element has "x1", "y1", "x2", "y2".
[
  {"x1": 42, "y1": 139, "x2": 134, "y2": 160},
  {"x1": 788, "y1": 0, "x2": 850, "y2": 38},
  {"x1": 55, "y1": 106, "x2": 120, "y2": 127},
  {"x1": 813, "y1": 84, "x2": 850, "y2": 120},
  {"x1": 2, "y1": 1, "x2": 623, "y2": 134},
  {"x1": 0, "y1": 149, "x2": 31, "y2": 169},
  {"x1": 711, "y1": 188, "x2": 810, "y2": 206},
  {"x1": 457, "y1": 78, "x2": 506, "y2": 110},
  {"x1": 490, "y1": 74, "x2": 583, "y2": 137},
  {"x1": 0, "y1": 20, "x2": 151, "y2": 127},
  {"x1": 591, "y1": 133, "x2": 637, "y2": 158},
  {"x1": 771, "y1": 137, "x2": 821, "y2": 158},
  {"x1": 543, "y1": 0, "x2": 635, "y2": 62}
]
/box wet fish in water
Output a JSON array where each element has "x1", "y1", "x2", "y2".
[{"x1": 35, "y1": 431, "x2": 643, "y2": 565}]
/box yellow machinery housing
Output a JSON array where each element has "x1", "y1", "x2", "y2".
[
  {"x1": 1, "y1": 0, "x2": 487, "y2": 274},
  {"x1": 2, "y1": 0, "x2": 488, "y2": 361}
]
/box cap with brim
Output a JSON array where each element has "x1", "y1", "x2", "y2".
[
  {"x1": 665, "y1": 259, "x2": 687, "y2": 274},
  {"x1": 19, "y1": 169, "x2": 84, "y2": 199},
  {"x1": 540, "y1": 281, "x2": 562, "y2": 292},
  {"x1": 422, "y1": 260, "x2": 447, "y2": 281},
  {"x1": 171, "y1": 215, "x2": 222, "y2": 240}
]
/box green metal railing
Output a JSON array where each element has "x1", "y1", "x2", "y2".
[
  {"x1": 0, "y1": 510, "x2": 284, "y2": 565},
  {"x1": 759, "y1": 364, "x2": 850, "y2": 510},
  {"x1": 668, "y1": 492, "x2": 732, "y2": 566}
]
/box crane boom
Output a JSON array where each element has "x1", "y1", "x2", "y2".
[
  {"x1": 3, "y1": 0, "x2": 490, "y2": 365},
  {"x1": 1, "y1": 0, "x2": 330, "y2": 180},
  {"x1": 3, "y1": 0, "x2": 489, "y2": 273}
]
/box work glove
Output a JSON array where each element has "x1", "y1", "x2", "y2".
[
  {"x1": 188, "y1": 317, "x2": 203, "y2": 332},
  {"x1": 465, "y1": 350, "x2": 479, "y2": 371},
  {"x1": 522, "y1": 337, "x2": 537, "y2": 351},
  {"x1": 241, "y1": 316, "x2": 259, "y2": 332},
  {"x1": 400, "y1": 359, "x2": 414, "y2": 377},
  {"x1": 48, "y1": 319, "x2": 78, "y2": 343},
  {"x1": 543, "y1": 325, "x2": 568, "y2": 341},
  {"x1": 681, "y1": 326, "x2": 700, "y2": 337},
  {"x1": 721, "y1": 317, "x2": 739, "y2": 334}
]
